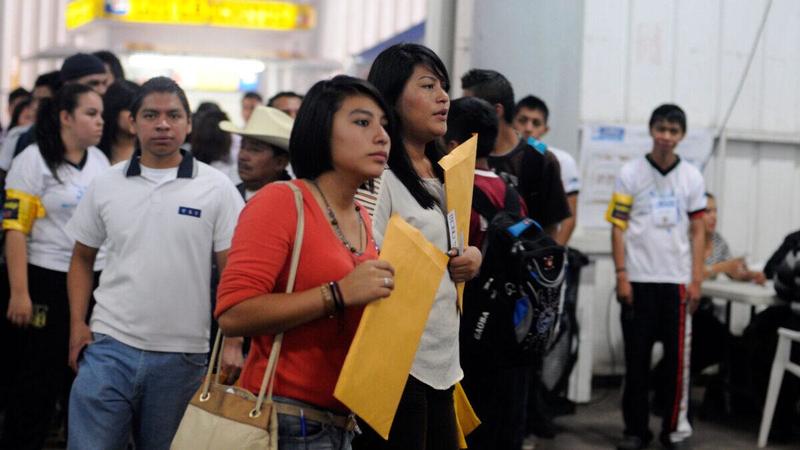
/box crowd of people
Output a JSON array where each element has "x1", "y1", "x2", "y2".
[{"x1": 0, "y1": 43, "x2": 794, "y2": 450}]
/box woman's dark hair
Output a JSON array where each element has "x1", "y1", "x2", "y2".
[
  {"x1": 130, "y1": 76, "x2": 191, "y2": 119},
  {"x1": 93, "y1": 50, "x2": 125, "y2": 81},
  {"x1": 98, "y1": 80, "x2": 138, "y2": 159},
  {"x1": 190, "y1": 110, "x2": 232, "y2": 164},
  {"x1": 35, "y1": 83, "x2": 98, "y2": 182},
  {"x1": 367, "y1": 43, "x2": 450, "y2": 209},
  {"x1": 9, "y1": 97, "x2": 33, "y2": 129},
  {"x1": 291, "y1": 75, "x2": 392, "y2": 180}
]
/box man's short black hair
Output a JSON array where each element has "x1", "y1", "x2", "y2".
[
  {"x1": 649, "y1": 104, "x2": 687, "y2": 134},
  {"x1": 34, "y1": 71, "x2": 62, "y2": 92},
  {"x1": 242, "y1": 91, "x2": 263, "y2": 102},
  {"x1": 130, "y1": 77, "x2": 191, "y2": 118},
  {"x1": 9, "y1": 87, "x2": 30, "y2": 105},
  {"x1": 93, "y1": 50, "x2": 126, "y2": 81},
  {"x1": 445, "y1": 97, "x2": 498, "y2": 159},
  {"x1": 514, "y1": 95, "x2": 549, "y2": 123},
  {"x1": 267, "y1": 91, "x2": 303, "y2": 106},
  {"x1": 461, "y1": 69, "x2": 515, "y2": 124}
]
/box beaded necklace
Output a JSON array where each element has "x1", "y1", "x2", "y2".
[{"x1": 310, "y1": 180, "x2": 365, "y2": 256}]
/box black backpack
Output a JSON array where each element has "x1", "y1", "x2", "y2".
[{"x1": 461, "y1": 182, "x2": 567, "y2": 367}]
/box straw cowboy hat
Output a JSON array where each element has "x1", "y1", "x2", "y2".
[{"x1": 219, "y1": 106, "x2": 293, "y2": 151}]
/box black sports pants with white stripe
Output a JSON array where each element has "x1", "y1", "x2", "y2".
[{"x1": 621, "y1": 282, "x2": 692, "y2": 443}]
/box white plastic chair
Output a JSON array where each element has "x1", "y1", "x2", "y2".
[{"x1": 757, "y1": 327, "x2": 800, "y2": 447}]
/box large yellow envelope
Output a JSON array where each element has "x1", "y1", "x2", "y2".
[
  {"x1": 334, "y1": 214, "x2": 448, "y2": 439},
  {"x1": 437, "y1": 134, "x2": 478, "y2": 310}
]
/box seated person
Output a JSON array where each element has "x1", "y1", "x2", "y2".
[{"x1": 703, "y1": 192, "x2": 765, "y2": 283}]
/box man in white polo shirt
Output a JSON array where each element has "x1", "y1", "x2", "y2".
[
  {"x1": 65, "y1": 77, "x2": 244, "y2": 450},
  {"x1": 607, "y1": 104, "x2": 706, "y2": 450}
]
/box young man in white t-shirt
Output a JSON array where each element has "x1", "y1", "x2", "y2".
[
  {"x1": 65, "y1": 77, "x2": 245, "y2": 450},
  {"x1": 513, "y1": 95, "x2": 580, "y2": 247},
  {"x1": 607, "y1": 104, "x2": 706, "y2": 450}
]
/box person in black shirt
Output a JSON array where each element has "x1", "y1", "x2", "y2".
[
  {"x1": 764, "y1": 229, "x2": 800, "y2": 279},
  {"x1": 461, "y1": 69, "x2": 569, "y2": 237}
]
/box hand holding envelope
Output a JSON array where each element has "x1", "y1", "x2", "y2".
[{"x1": 334, "y1": 215, "x2": 449, "y2": 439}]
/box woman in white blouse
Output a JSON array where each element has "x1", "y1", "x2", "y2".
[{"x1": 353, "y1": 43, "x2": 482, "y2": 450}]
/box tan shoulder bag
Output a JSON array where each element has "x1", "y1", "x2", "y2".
[{"x1": 171, "y1": 181, "x2": 304, "y2": 450}]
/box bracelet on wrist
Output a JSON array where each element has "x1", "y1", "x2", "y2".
[
  {"x1": 329, "y1": 281, "x2": 345, "y2": 314},
  {"x1": 320, "y1": 284, "x2": 336, "y2": 318},
  {"x1": 615, "y1": 267, "x2": 627, "y2": 274}
]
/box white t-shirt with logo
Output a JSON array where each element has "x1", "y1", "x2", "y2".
[
  {"x1": 615, "y1": 155, "x2": 706, "y2": 284},
  {"x1": 5, "y1": 145, "x2": 109, "y2": 272},
  {"x1": 549, "y1": 147, "x2": 581, "y2": 195}
]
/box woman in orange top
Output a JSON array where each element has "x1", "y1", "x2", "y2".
[{"x1": 215, "y1": 75, "x2": 394, "y2": 449}]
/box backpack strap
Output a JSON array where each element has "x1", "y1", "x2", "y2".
[
  {"x1": 502, "y1": 180, "x2": 521, "y2": 215},
  {"x1": 472, "y1": 178, "x2": 522, "y2": 221},
  {"x1": 472, "y1": 186, "x2": 500, "y2": 221}
]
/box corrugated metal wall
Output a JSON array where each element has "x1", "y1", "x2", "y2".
[
  {"x1": 576, "y1": 0, "x2": 800, "y2": 382},
  {"x1": 581, "y1": 0, "x2": 800, "y2": 262}
]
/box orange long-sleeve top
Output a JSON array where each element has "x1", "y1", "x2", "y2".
[{"x1": 215, "y1": 180, "x2": 377, "y2": 412}]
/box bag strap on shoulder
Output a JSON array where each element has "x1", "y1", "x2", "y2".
[
  {"x1": 203, "y1": 181, "x2": 305, "y2": 417},
  {"x1": 255, "y1": 181, "x2": 305, "y2": 411}
]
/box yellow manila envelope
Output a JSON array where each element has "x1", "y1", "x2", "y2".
[
  {"x1": 454, "y1": 382, "x2": 481, "y2": 448},
  {"x1": 334, "y1": 214, "x2": 448, "y2": 439},
  {"x1": 437, "y1": 134, "x2": 478, "y2": 310}
]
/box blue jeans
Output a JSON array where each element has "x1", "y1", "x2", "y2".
[
  {"x1": 275, "y1": 396, "x2": 354, "y2": 450},
  {"x1": 68, "y1": 333, "x2": 206, "y2": 450}
]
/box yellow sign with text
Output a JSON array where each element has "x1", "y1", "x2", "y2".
[{"x1": 67, "y1": 0, "x2": 316, "y2": 30}]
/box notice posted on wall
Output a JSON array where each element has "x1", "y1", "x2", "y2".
[{"x1": 577, "y1": 124, "x2": 713, "y2": 229}]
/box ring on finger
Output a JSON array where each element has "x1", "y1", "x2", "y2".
[{"x1": 383, "y1": 277, "x2": 391, "y2": 287}]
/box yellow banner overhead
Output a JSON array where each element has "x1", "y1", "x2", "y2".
[
  {"x1": 67, "y1": 0, "x2": 316, "y2": 30},
  {"x1": 66, "y1": 0, "x2": 103, "y2": 30}
]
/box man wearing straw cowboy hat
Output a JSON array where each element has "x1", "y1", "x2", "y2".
[
  {"x1": 219, "y1": 105, "x2": 294, "y2": 201},
  {"x1": 207, "y1": 106, "x2": 294, "y2": 382}
]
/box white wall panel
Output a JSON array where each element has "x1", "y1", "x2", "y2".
[
  {"x1": 673, "y1": 0, "x2": 720, "y2": 128},
  {"x1": 582, "y1": 0, "x2": 800, "y2": 136},
  {"x1": 719, "y1": 0, "x2": 766, "y2": 132},
  {"x1": 759, "y1": 0, "x2": 800, "y2": 133},
  {"x1": 751, "y1": 144, "x2": 799, "y2": 262},
  {"x1": 717, "y1": 142, "x2": 759, "y2": 256},
  {"x1": 581, "y1": 0, "x2": 629, "y2": 122},
  {"x1": 625, "y1": 0, "x2": 676, "y2": 123}
]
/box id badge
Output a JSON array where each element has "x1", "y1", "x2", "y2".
[{"x1": 651, "y1": 193, "x2": 679, "y2": 228}]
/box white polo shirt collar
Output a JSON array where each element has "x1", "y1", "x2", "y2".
[{"x1": 124, "y1": 148, "x2": 197, "y2": 179}]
